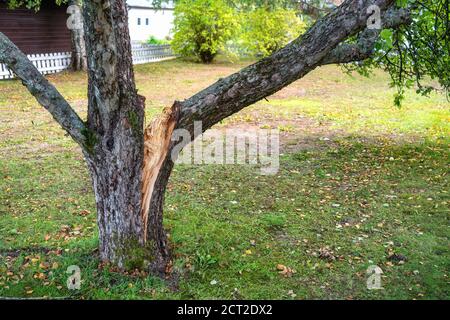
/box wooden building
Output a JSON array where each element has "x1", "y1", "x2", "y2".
[
  {"x1": 0, "y1": 0, "x2": 71, "y2": 54},
  {"x1": 0, "y1": 0, "x2": 176, "y2": 79}
]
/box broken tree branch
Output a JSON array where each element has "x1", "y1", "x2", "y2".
[{"x1": 141, "y1": 102, "x2": 180, "y2": 238}]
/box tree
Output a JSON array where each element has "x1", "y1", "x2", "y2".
[
  {"x1": 171, "y1": 0, "x2": 238, "y2": 63},
  {"x1": 67, "y1": 0, "x2": 87, "y2": 71},
  {"x1": 0, "y1": 0, "x2": 448, "y2": 275},
  {"x1": 226, "y1": 0, "x2": 336, "y2": 17},
  {"x1": 239, "y1": 7, "x2": 307, "y2": 57}
]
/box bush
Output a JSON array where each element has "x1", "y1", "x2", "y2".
[
  {"x1": 240, "y1": 8, "x2": 306, "y2": 57},
  {"x1": 171, "y1": 0, "x2": 238, "y2": 63},
  {"x1": 146, "y1": 35, "x2": 170, "y2": 45}
]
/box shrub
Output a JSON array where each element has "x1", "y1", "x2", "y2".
[
  {"x1": 171, "y1": 0, "x2": 238, "y2": 63},
  {"x1": 240, "y1": 8, "x2": 306, "y2": 57},
  {"x1": 146, "y1": 35, "x2": 170, "y2": 45}
]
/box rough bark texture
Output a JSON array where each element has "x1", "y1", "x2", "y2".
[
  {"x1": 0, "y1": 0, "x2": 412, "y2": 274},
  {"x1": 321, "y1": 7, "x2": 411, "y2": 65},
  {"x1": 69, "y1": 0, "x2": 87, "y2": 71},
  {"x1": 146, "y1": 156, "x2": 176, "y2": 275},
  {"x1": 82, "y1": 0, "x2": 147, "y2": 268}
]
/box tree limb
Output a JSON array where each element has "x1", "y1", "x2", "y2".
[
  {"x1": 321, "y1": 7, "x2": 411, "y2": 65},
  {"x1": 177, "y1": 0, "x2": 398, "y2": 136},
  {"x1": 0, "y1": 32, "x2": 87, "y2": 147}
]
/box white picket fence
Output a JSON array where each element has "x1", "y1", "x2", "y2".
[
  {"x1": 0, "y1": 44, "x2": 175, "y2": 80},
  {"x1": 0, "y1": 52, "x2": 72, "y2": 80},
  {"x1": 132, "y1": 44, "x2": 174, "y2": 65}
]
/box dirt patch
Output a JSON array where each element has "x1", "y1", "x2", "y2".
[{"x1": 213, "y1": 115, "x2": 345, "y2": 154}]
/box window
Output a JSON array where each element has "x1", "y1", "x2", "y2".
[
  {"x1": 137, "y1": 18, "x2": 141, "y2": 25},
  {"x1": 146, "y1": 18, "x2": 149, "y2": 25}
]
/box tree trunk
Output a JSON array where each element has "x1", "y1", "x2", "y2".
[
  {"x1": 85, "y1": 101, "x2": 177, "y2": 272},
  {"x1": 146, "y1": 157, "x2": 175, "y2": 275},
  {"x1": 1, "y1": 0, "x2": 410, "y2": 275},
  {"x1": 81, "y1": 0, "x2": 180, "y2": 272},
  {"x1": 86, "y1": 155, "x2": 146, "y2": 269},
  {"x1": 68, "y1": 0, "x2": 87, "y2": 71},
  {"x1": 69, "y1": 26, "x2": 87, "y2": 71},
  {"x1": 81, "y1": 0, "x2": 149, "y2": 269}
]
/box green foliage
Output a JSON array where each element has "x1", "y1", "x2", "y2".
[
  {"x1": 171, "y1": 0, "x2": 238, "y2": 63},
  {"x1": 193, "y1": 250, "x2": 218, "y2": 277},
  {"x1": 146, "y1": 35, "x2": 170, "y2": 45},
  {"x1": 238, "y1": 8, "x2": 306, "y2": 57},
  {"x1": 153, "y1": 0, "x2": 298, "y2": 11},
  {"x1": 6, "y1": 0, "x2": 66, "y2": 11},
  {"x1": 346, "y1": 0, "x2": 450, "y2": 106}
]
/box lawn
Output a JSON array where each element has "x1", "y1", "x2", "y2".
[{"x1": 0, "y1": 58, "x2": 448, "y2": 299}]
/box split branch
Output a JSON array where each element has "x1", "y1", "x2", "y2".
[{"x1": 141, "y1": 102, "x2": 180, "y2": 238}]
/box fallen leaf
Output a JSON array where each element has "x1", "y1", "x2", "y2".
[{"x1": 276, "y1": 264, "x2": 286, "y2": 271}]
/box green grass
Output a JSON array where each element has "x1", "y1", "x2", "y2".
[{"x1": 0, "y1": 59, "x2": 448, "y2": 299}]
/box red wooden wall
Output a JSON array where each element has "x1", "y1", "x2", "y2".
[{"x1": 0, "y1": 1, "x2": 71, "y2": 54}]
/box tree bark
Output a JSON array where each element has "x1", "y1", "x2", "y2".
[
  {"x1": 68, "y1": 1, "x2": 87, "y2": 71},
  {"x1": 0, "y1": 0, "x2": 411, "y2": 275},
  {"x1": 81, "y1": 0, "x2": 148, "y2": 268}
]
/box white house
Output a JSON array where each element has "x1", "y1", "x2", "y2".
[{"x1": 127, "y1": 0, "x2": 175, "y2": 42}]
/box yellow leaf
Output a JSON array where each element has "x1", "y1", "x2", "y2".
[{"x1": 276, "y1": 264, "x2": 286, "y2": 271}]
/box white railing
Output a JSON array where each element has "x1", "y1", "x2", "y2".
[
  {"x1": 0, "y1": 52, "x2": 72, "y2": 80},
  {"x1": 0, "y1": 62, "x2": 13, "y2": 80},
  {"x1": 0, "y1": 44, "x2": 175, "y2": 80},
  {"x1": 132, "y1": 44, "x2": 174, "y2": 65}
]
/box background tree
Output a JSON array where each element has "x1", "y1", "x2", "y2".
[
  {"x1": 67, "y1": 0, "x2": 87, "y2": 71},
  {"x1": 171, "y1": 0, "x2": 238, "y2": 63},
  {"x1": 239, "y1": 7, "x2": 307, "y2": 57},
  {"x1": 0, "y1": 0, "x2": 448, "y2": 275},
  {"x1": 154, "y1": 0, "x2": 338, "y2": 17}
]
